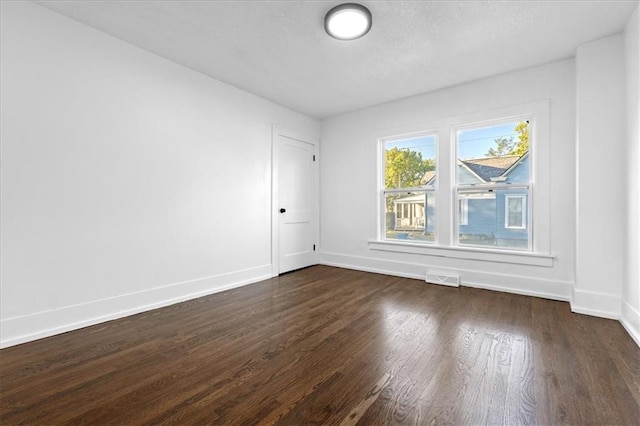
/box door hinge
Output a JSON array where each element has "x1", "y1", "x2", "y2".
[
  {"x1": 313, "y1": 154, "x2": 316, "y2": 162},
  {"x1": 313, "y1": 244, "x2": 316, "y2": 251}
]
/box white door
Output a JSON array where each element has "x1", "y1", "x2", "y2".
[{"x1": 275, "y1": 131, "x2": 317, "y2": 274}]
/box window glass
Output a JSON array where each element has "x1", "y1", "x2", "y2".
[
  {"x1": 456, "y1": 120, "x2": 530, "y2": 250},
  {"x1": 506, "y1": 195, "x2": 526, "y2": 229},
  {"x1": 457, "y1": 121, "x2": 529, "y2": 184},
  {"x1": 384, "y1": 135, "x2": 437, "y2": 190},
  {"x1": 383, "y1": 134, "x2": 437, "y2": 243}
]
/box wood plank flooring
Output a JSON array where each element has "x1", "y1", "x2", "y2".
[{"x1": 1, "y1": 265, "x2": 638, "y2": 425}]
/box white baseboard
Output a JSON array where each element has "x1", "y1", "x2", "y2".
[
  {"x1": 621, "y1": 301, "x2": 640, "y2": 347},
  {"x1": 570, "y1": 288, "x2": 622, "y2": 320},
  {"x1": 320, "y1": 251, "x2": 572, "y2": 302},
  {"x1": 321, "y1": 253, "x2": 427, "y2": 281},
  {"x1": 4, "y1": 259, "x2": 637, "y2": 350},
  {"x1": 0, "y1": 264, "x2": 272, "y2": 349}
]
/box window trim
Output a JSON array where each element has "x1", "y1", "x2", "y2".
[{"x1": 368, "y1": 240, "x2": 554, "y2": 267}]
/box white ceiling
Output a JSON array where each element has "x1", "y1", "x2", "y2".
[{"x1": 34, "y1": 0, "x2": 638, "y2": 119}]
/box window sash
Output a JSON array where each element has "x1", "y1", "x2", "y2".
[
  {"x1": 454, "y1": 187, "x2": 531, "y2": 251},
  {"x1": 457, "y1": 183, "x2": 528, "y2": 192},
  {"x1": 383, "y1": 187, "x2": 436, "y2": 195}
]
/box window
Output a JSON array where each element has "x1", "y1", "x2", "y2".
[
  {"x1": 456, "y1": 119, "x2": 531, "y2": 250},
  {"x1": 382, "y1": 133, "x2": 437, "y2": 242},
  {"x1": 375, "y1": 100, "x2": 549, "y2": 260}
]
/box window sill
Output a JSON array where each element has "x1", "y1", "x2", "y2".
[{"x1": 368, "y1": 240, "x2": 554, "y2": 267}]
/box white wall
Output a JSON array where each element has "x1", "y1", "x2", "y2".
[
  {"x1": 574, "y1": 35, "x2": 626, "y2": 319},
  {"x1": 0, "y1": 1, "x2": 319, "y2": 347},
  {"x1": 320, "y1": 60, "x2": 576, "y2": 300},
  {"x1": 623, "y1": 6, "x2": 640, "y2": 344}
]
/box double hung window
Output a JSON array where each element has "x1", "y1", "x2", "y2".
[{"x1": 380, "y1": 110, "x2": 540, "y2": 253}]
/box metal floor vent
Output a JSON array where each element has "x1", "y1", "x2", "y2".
[{"x1": 425, "y1": 271, "x2": 460, "y2": 287}]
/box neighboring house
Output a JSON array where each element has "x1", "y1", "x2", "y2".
[
  {"x1": 459, "y1": 153, "x2": 529, "y2": 248},
  {"x1": 391, "y1": 170, "x2": 436, "y2": 235},
  {"x1": 392, "y1": 153, "x2": 529, "y2": 248}
]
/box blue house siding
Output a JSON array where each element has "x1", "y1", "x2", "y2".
[
  {"x1": 505, "y1": 156, "x2": 529, "y2": 184},
  {"x1": 458, "y1": 167, "x2": 481, "y2": 185},
  {"x1": 459, "y1": 197, "x2": 496, "y2": 237},
  {"x1": 459, "y1": 193, "x2": 528, "y2": 248}
]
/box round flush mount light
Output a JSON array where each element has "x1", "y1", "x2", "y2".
[{"x1": 324, "y1": 3, "x2": 372, "y2": 40}]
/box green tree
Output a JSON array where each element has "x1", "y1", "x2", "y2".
[
  {"x1": 485, "y1": 137, "x2": 517, "y2": 157},
  {"x1": 512, "y1": 121, "x2": 529, "y2": 156},
  {"x1": 485, "y1": 121, "x2": 530, "y2": 157},
  {"x1": 385, "y1": 148, "x2": 434, "y2": 189}
]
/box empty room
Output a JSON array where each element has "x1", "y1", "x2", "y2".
[{"x1": 1, "y1": 0, "x2": 639, "y2": 424}]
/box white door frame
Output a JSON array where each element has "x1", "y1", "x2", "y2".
[{"x1": 271, "y1": 125, "x2": 320, "y2": 276}]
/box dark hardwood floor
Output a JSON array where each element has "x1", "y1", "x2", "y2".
[{"x1": 1, "y1": 265, "x2": 638, "y2": 425}]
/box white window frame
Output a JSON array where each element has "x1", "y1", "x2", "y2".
[
  {"x1": 371, "y1": 100, "x2": 551, "y2": 267},
  {"x1": 505, "y1": 195, "x2": 527, "y2": 229}
]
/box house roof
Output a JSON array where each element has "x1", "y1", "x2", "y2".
[
  {"x1": 421, "y1": 170, "x2": 436, "y2": 186},
  {"x1": 418, "y1": 152, "x2": 527, "y2": 186},
  {"x1": 459, "y1": 154, "x2": 523, "y2": 183}
]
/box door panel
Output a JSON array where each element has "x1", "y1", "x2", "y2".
[{"x1": 278, "y1": 135, "x2": 316, "y2": 274}]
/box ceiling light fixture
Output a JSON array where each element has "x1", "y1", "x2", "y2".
[{"x1": 324, "y1": 3, "x2": 372, "y2": 40}]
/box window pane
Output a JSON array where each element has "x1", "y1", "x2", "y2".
[
  {"x1": 457, "y1": 121, "x2": 529, "y2": 185},
  {"x1": 385, "y1": 191, "x2": 435, "y2": 242},
  {"x1": 458, "y1": 188, "x2": 529, "y2": 249},
  {"x1": 385, "y1": 134, "x2": 437, "y2": 190},
  {"x1": 506, "y1": 196, "x2": 526, "y2": 229}
]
